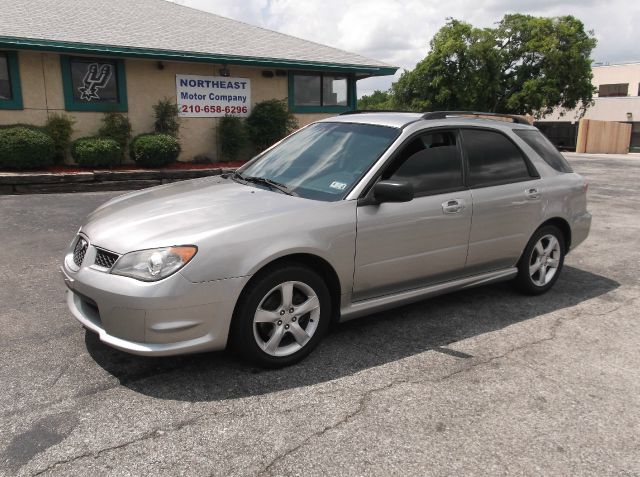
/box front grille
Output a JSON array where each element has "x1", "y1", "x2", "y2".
[
  {"x1": 73, "y1": 237, "x2": 88, "y2": 267},
  {"x1": 94, "y1": 249, "x2": 119, "y2": 269}
]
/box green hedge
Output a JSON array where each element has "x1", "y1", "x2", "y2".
[
  {"x1": 45, "y1": 114, "x2": 75, "y2": 164},
  {"x1": 71, "y1": 137, "x2": 121, "y2": 167},
  {"x1": 218, "y1": 115, "x2": 248, "y2": 161},
  {"x1": 246, "y1": 99, "x2": 298, "y2": 152},
  {"x1": 129, "y1": 133, "x2": 180, "y2": 167},
  {"x1": 0, "y1": 126, "x2": 55, "y2": 169}
]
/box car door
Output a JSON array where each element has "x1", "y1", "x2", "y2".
[
  {"x1": 353, "y1": 129, "x2": 472, "y2": 301},
  {"x1": 461, "y1": 127, "x2": 544, "y2": 274}
]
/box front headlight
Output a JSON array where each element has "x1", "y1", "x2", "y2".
[{"x1": 111, "y1": 246, "x2": 197, "y2": 281}]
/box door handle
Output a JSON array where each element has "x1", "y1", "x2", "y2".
[
  {"x1": 442, "y1": 199, "x2": 465, "y2": 214},
  {"x1": 525, "y1": 187, "x2": 541, "y2": 200}
]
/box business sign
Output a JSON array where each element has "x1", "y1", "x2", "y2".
[{"x1": 176, "y1": 74, "x2": 251, "y2": 117}]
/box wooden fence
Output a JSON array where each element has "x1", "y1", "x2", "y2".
[{"x1": 576, "y1": 119, "x2": 632, "y2": 154}]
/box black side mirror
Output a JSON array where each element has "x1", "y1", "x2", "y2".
[{"x1": 372, "y1": 180, "x2": 414, "y2": 203}]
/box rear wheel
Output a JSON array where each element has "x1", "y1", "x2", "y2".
[
  {"x1": 515, "y1": 225, "x2": 565, "y2": 295},
  {"x1": 230, "y1": 264, "x2": 331, "y2": 368}
]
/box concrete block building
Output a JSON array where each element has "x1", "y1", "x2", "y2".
[
  {"x1": 0, "y1": 0, "x2": 396, "y2": 161},
  {"x1": 537, "y1": 62, "x2": 640, "y2": 152}
]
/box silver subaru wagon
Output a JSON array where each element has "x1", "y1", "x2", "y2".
[{"x1": 62, "y1": 111, "x2": 591, "y2": 367}]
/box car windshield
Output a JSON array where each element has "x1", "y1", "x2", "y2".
[{"x1": 237, "y1": 122, "x2": 400, "y2": 201}]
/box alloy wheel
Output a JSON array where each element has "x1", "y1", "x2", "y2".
[
  {"x1": 253, "y1": 281, "x2": 321, "y2": 357},
  {"x1": 529, "y1": 234, "x2": 561, "y2": 286}
]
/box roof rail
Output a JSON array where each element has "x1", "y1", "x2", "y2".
[
  {"x1": 421, "y1": 111, "x2": 530, "y2": 125},
  {"x1": 339, "y1": 109, "x2": 414, "y2": 115}
]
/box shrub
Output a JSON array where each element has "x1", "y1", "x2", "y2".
[
  {"x1": 246, "y1": 99, "x2": 298, "y2": 152},
  {"x1": 45, "y1": 113, "x2": 75, "y2": 164},
  {"x1": 153, "y1": 98, "x2": 180, "y2": 137},
  {"x1": 71, "y1": 137, "x2": 121, "y2": 168},
  {"x1": 98, "y1": 112, "x2": 131, "y2": 158},
  {"x1": 129, "y1": 133, "x2": 180, "y2": 167},
  {"x1": 0, "y1": 123, "x2": 46, "y2": 132},
  {"x1": 0, "y1": 127, "x2": 55, "y2": 169},
  {"x1": 218, "y1": 115, "x2": 248, "y2": 162}
]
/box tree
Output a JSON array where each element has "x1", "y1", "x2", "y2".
[
  {"x1": 153, "y1": 98, "x2": 180, "y2": 137},
  {"x1": 357, "y1": 90, "x2": 395, "y2": 110},
  {"x1": 392, "y1": 15, "x2": 596, "y2": 118}
]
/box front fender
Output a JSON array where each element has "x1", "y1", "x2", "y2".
[{"x1": 180, "y1": 200, "x2": 357, "y2": 295}]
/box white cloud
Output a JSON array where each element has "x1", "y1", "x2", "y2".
[{"x1": 173, "y1": 0, "x2": 640, "y2": 97}]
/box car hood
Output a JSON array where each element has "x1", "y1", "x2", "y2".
[{"x1": 81, "y1": 176, "x2": 322, "y2": 253}]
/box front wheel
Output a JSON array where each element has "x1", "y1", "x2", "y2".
[
  {"x1": 230, "y1": 264, "x2": 331, "y2": 368},
  {"x1": 514, "y1": 225, "x2": 565, "y2": 295}
]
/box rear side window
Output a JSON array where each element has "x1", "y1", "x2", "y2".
[
  {"x1": 514, "y1": 129, "x2": 573, "y2": 173},
  {"x1": 383, "y1": 130, "x2": 463, "y2": 196},
  {"x1": 462, "y1": 129, "x2": 533, "y2": 187}
]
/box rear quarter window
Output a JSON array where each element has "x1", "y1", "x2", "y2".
[
  {"x1": 514, "y1": 129, "x2": 573, "y2": 173},
  {"x1": 461, "y1": 128, "x2": 533, "y2": 187}
]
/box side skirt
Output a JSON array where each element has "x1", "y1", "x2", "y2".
[{"x1": 339, "y1": 268, "x2": 517, "y2": 322}]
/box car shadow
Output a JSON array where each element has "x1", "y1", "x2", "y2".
[{"x1": 85, "y1": 265, "x2": 619, "y2": 401}]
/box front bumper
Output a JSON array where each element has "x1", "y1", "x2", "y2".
[{"x1": 61, "y1": 247, "x2": 249, "y2": 356}]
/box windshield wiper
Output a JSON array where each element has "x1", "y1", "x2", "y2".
[
  {"x1": 240, "y1": 175, "x2": 297, "y2": 196},
  {"x1": 231, "y1": 170, "x2": 245, "y2": 181}
]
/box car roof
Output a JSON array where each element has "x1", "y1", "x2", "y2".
[
  {"x1": 319, "y1": 111, "x2": 538, "y2": 131},
  {"x1": 319, "y1": 112, "x2": 423, "y2": 128}
]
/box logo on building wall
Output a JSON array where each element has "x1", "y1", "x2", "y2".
[{"x1": 78, "y1": 63, "x2": 113, "y2": 101}]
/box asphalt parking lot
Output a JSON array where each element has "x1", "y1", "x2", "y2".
[{"x1": 1, "y1": 153, "x2": 639, "y2": 476}]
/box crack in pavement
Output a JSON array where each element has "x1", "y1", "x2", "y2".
[
  {"x1": 254, "y1": 293, "x2": 634, "y2": 476},
  {"x1": 1, "y1": 362, "x2": 192, "y2": 420},
  {"x1": 15, "y1": 291, "x2": 639, "y2": 476},
  {"x1": 30, "y1": 416, "x2": 202, "y2": 476},
  {"x1": 255, "y1": 380, "x2": 397, "y2": 477},
  {"x1": 48, "y1": 364, "x2": 70, "y2": 389}
]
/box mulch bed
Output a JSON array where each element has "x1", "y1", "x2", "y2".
[
  {"x1": 17, "y1": 161, "x2": 246, "y2": 174},
  {"x1": 0, "y1": 161, "x2": 246, "y2": 194}
]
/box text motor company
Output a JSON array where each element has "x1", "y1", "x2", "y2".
[{"x1": 176, "y1": 74, "x2": 251, "y2": 117}]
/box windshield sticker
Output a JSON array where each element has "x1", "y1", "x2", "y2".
[{"x1": 329, "y1": 181, "x2": 347, "y2": 191}]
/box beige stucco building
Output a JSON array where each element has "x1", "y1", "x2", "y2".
[
  {"x1": 0, "y1": 0, "x2": 396, "y2": 162},
  {"x1": 537, "y1": 62, "x2": 640, "y2": 151}
]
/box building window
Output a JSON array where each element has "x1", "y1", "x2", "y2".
[
  {"x1": 289, "y1": 72, "x2": 354, "y2": 112},
  {"x1": 0, "y1": 51, "x2": 23, "y2": 110},
  {"x1": 60, "y1": 56, "x2": 128, "y2": 111},
  {"x1": 598, "y1": 83, "x2": 628, "y2": 97},
  {"x1": 322, "y1": 75, "x2": 348, "y2": 106}
]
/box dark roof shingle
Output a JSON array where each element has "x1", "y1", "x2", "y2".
[{"x1": 0, "y1": 0, "x2": 395, "y2": 74}]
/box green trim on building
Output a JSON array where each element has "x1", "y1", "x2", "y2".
[
  {"x1": 287, "y1": 71, "x2": 356, "y2": 114},
  {"x1": 60, "y1": 55, "x2": 128, "y2": 112},
  {"x1": 0, "y1": 51, "x2": 23, "y2": 110},
  {"x1": 0, "y1": 36, "x2": 397, "y2": 76}
]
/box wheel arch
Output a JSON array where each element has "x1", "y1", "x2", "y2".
[
  {"x1": 540, "y1": 217, "x2": 572, "y2": 252},
  {"x1": 517, "y1": 216, "x2": 572, "y2": 267},
  {"x1": 233, "y1": 253, "x2": 342, "y2": 325}
]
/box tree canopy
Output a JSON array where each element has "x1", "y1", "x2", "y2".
[
  {"x1": 371, "y1": 14, "x2": 597, "y2": 117},
  {"x1": 357, "y1": 90, "x2": 394, "y2": 110}
]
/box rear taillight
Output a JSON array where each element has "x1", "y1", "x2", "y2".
[{"x1": 583, "y1": 180, "x2": 589, "y2": 193}]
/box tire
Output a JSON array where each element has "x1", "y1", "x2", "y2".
[
  {"x1": 514, "y1": 225, "x2": 566, "y2": 295},
  {"x1": 230, "y1": 263, "x2": 331, "y2": 368}
]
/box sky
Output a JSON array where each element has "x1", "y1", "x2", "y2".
[{"x1": 171, "y1": 0, "x2": 640, "y2": 97}]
